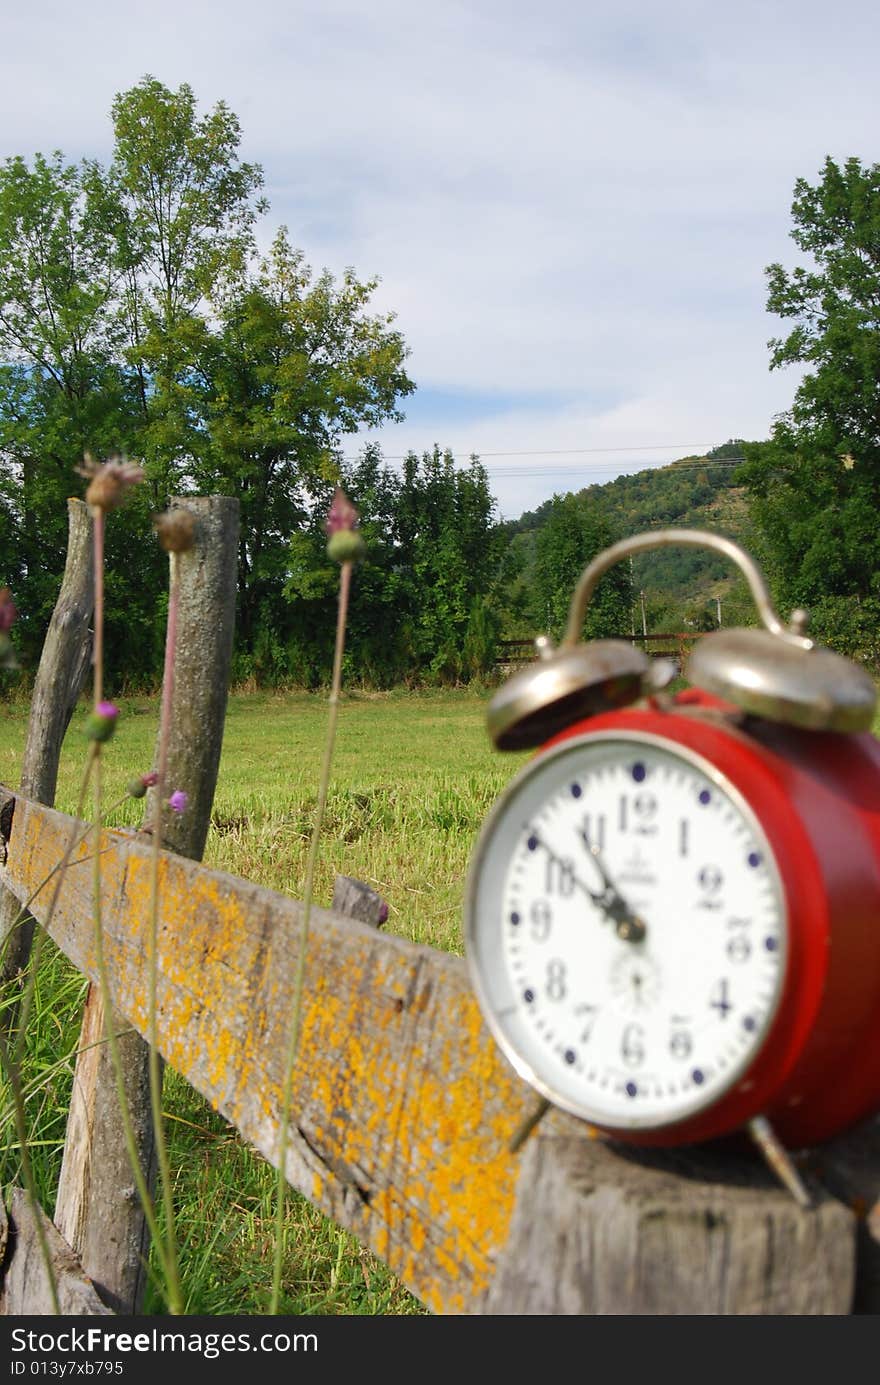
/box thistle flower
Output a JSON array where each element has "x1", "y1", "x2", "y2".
[
  {"x1": 325, "y1": 486, "x2": 366, "y2": 563},
  {"x1": 0, "y1": 588, "x2": 16, "y2": 632},
  {"x1": 77, "y1": 452, "x2": 145, "y2": 513},
  {"x1": 154, "y1": 509, "x2": 197, "y2": 554},
  {"x1": 126, "y1": 771, "x2": 159, "y2": 800},
  {"x1": 0, "y1": 587, "x2": 17, "y2": 669},
  {"x1": 85, "y1": 701, "x2": 119, "y2": 743},
  {"x1": 168, "y1": 790, "x2": 188, "y2": 815}
]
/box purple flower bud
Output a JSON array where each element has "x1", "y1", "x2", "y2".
[
  {"x1": 325, "y1": 486, "x2": 359, "y2": 536},
  {"x1": 0, "y1": 589, "x2": 16, "y2": 633},
  {"x1": 327, "y1": 528, "x2": 366, "y2": 563},
  {"x1": 168, "y1": 790, "x2": 188, "y2": 815},
  {"x1": 85, "y1": 702, "x2": 119, "y2": 743},
  {"x1": 126, "y1": 770, "x2": 159, "y2": 799}
]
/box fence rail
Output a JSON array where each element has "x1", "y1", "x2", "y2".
[{"x1": 496, "y1": 632, "x2": 702, "y2": 667}]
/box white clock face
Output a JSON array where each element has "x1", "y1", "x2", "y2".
[{"x1": 465, "y1": 731, "x2": 788, "y2": 1130}]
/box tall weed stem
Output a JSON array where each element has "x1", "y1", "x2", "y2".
[
  {"x1": 270, "y1": 557, "x2": 353, "y2": 1314},
  {"x1": 146, "y1": 548, "x2": 183, "y2": 1312}
]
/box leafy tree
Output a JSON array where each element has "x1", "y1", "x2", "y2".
[
  {"x1": 108, "y1": 75, "x2": 268, "y2": 504},
  {"x1": 195, "y1": 230, "x2": 414, "y2": 652},
  {"x1": 397, "y1": 447, "x2": 500, "y2": 679},
  {"x1": 483, "y1": 523, "x2": 535, "y2": 639},
  {"x1": 282, "y1": 446, "x2": 501, "y2": 687},
  {"x1": 738, "y1": 157, "x2": 880, "y2": 642},
  {"x1": 0, "y1": 77, "x2": 416, "y2": 685},
  {"x1": 706, "y1": 439, "x2": 749, "y2": 461},
  {"x1": 764, "y1": 157, "x2": 880, "y2": 449},
  {"x1": 0, "y1": 151, "x2": 149, "y2": 663},
  {"x1": 529, "y1": 493, "x2": 632, "y2": 640}
]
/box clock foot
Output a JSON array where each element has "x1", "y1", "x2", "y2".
[
  {"x1": 747, "y1": 1115, "x2": 812, "y2": 1209},
  {"x1": 509, "y1": 1097, "x2": 552, "y2": 1153}
]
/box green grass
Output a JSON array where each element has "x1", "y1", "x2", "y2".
[{"x1": 0, "y1": 687, "x2": 529, "y2": 1314}]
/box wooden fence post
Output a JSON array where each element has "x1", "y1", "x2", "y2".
[
  {"x1": 54, "y1": 496, "x2": 240, "y2": 1314},
  {"x1": 331, "y1": 874, "x2": 388, "y2": 928},
  {"x1": 0, "y1": 499, "x2": 93, "y2": 985}
]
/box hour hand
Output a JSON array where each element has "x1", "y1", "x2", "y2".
[{"x1": 579, "y1": 835, "x2": 646, "y2": 943}]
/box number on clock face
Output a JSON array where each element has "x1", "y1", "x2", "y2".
[{"x1": 465, "y1": 732, "x2": 787, "y2": 1130}]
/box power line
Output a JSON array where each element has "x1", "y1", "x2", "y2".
[
  {"x1": 486, "y1": 459, "x2": 745, "y2": 477},
  {"x1": 343, "y1": 441, "x2": 738, "y2": 462}
]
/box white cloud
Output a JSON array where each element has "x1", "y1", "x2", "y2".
[{"x1": 1, "y1": 0, "x2": 875, "y2": 515}]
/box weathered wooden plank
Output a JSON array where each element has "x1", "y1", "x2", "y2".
[
  {"x1": 0, "y1": 1188, "x2": 114, "y2": 1316},
  {"x1": 0, "y1": 793, "x2": 544, "y2": 1313},
  {"x1": 485, "y1": 1123, "x2": 854, "y2": 1314},
  {"x1": 331, "y1": 874, "x2": 388, "y2": 928},
  {"x1": 0, "y1": 498, "x2": 93, "y2": 984},
  {"x1": 0, "y1": 790, "x2": 860, "y2": 1314}
]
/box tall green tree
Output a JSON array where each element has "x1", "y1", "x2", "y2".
[
  {"x1": 109, "y1": 75, "x2": 267, "y2": 504},
  {"x1": 397, "y1": 446, "x2": 501, "y2": 680},
  {"x1": 529, "y1": 492, "x2": 632, "y2": 641},
  {"x1": 764, "y1": 157, "x2": 880, "y2": 448},
  {"x1": 0, "y1": 76, "x2": 417, "y2": 684},
  {"x1": 0, "y1": 151, "x2": 147, "y2": 662},
  {"x1": 194, "y1": 229, "x2": 414, "y2": 652},
  {"x1": 282, "y1": 446, "x2": 501, "y2": 687},
  {"x1": 737, "y1": 156, "x2": 880, "y2": 654}
]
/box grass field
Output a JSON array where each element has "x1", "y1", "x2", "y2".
[{"x1": 0, "y1": 687, "x2": 530, "y2": 1314}]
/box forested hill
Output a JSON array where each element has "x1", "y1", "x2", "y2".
[{"x1": 500, "y1": 440, "x2": 759, "y2": 634}]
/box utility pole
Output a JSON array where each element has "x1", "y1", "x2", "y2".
[
  {"x1": 629, "y1": 556, "x2": 636, "y2": 637},
  {"x1": 716, "y1": 597, "x2": 722, "y2": 627},
  {"x1": 639, "y1": 589, "x2": 647, "y2": 638}
]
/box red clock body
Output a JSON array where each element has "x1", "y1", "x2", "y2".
[{"x1": 542, "y1": 689, "x2": 880, "y2": 1148}]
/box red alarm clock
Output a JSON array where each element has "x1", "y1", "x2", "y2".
[{"x1": 465, "y1": 530, "x2": 880, "y2": 1197}]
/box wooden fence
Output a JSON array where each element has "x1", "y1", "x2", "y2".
[
  {"x1": 496, "y1": 632, "x2": 700, "y2": 670},
  {"x1": 1, "y1": 501, "x2": 878, "y2": 1316}
]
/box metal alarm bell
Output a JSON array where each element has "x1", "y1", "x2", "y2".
[{"x1": 488, "y1": 528, "x2": 877, "y2": 749}]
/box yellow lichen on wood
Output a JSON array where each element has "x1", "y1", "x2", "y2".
[{"x1": 1, "y1": 794, "x2": 544, "y2": 1314}]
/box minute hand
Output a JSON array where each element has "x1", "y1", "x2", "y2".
[{"x1": 579, "y1": 836, "x2": 647, "y2": 944}]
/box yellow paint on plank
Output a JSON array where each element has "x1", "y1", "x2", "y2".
[{"x1": 5, "y1": 797, "x2": 535, "y2": 1314}]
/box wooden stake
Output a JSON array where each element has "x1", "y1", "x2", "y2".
[
  {"x1": 54, "y1": 496, "x2": 239, "y2": 1314},
  {"x1": 0, "y1": 499, "x2": 93, "y2": 984}
]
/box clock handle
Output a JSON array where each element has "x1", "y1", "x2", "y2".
[{"x1": 562, "y1": 528, "x2": 811, "y2": 651}]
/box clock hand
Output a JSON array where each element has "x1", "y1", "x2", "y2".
[
  {"x1": 579, "y1": 837, "x2": 647, "y2": 944},
  {"x1": 528, "y1": 829, "x2": 646, "y2": 942},
  {"x1": 527, "y1": 828, "x2": 613, "y2": 919}
]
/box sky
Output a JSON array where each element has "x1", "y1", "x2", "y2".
[{"x1": 2, "y1": 0, "x2": 878, "y2": 520}]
